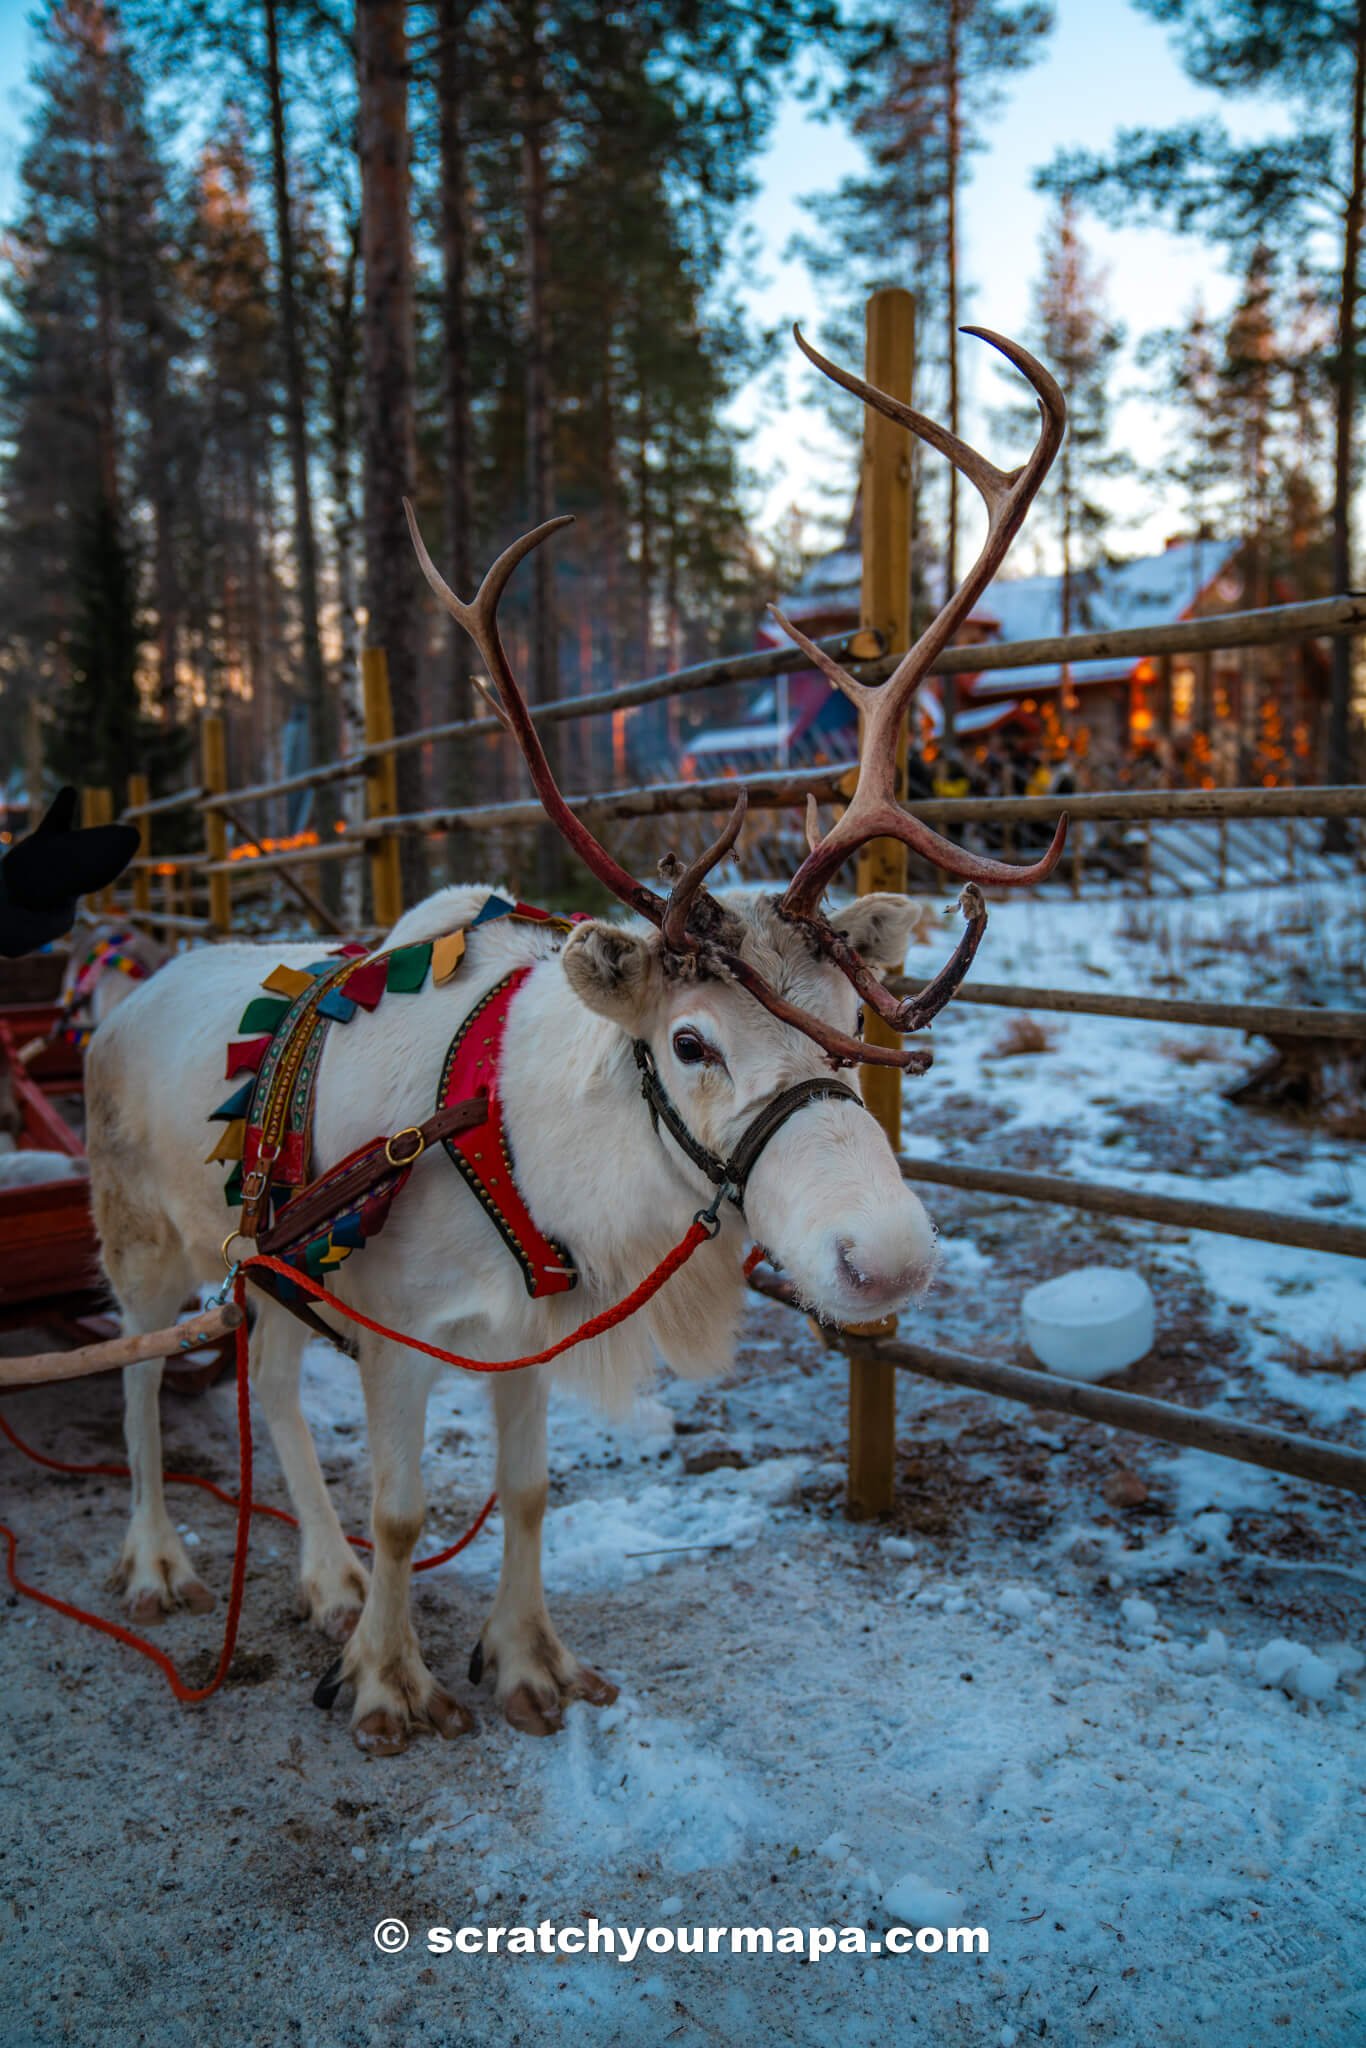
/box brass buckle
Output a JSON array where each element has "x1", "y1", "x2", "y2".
[{"x1": 384, "y1": 1125, "x2": 426, "y2": 1169}]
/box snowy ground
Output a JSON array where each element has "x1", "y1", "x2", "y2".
[{"x1": 2, "y1": 880, "x2": 1364, "y2": 2047}]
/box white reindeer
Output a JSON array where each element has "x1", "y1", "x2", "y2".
[{"x1": 84, "y1": 328, "x2": 1066, "y2": 1755}]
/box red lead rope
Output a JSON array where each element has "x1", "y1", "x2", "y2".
[{"x1": 1, "y1": 1222, "x2": 762, "y2": 1703}]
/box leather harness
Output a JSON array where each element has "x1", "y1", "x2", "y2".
[
  {"x1": 631, "y1": 1041, "x2": 860, "y2": 1214},
  {"x1": 215, "y1": 901, "x2": 872, "y2": 1336}
]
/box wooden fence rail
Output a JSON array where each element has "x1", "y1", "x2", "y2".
[
  {"x1": 95, "y1": 312, "x2": 1365, "y2": 1519},
  {"x1": 747, "y1": 1268, "x2": 1366, "y2": 1498}
]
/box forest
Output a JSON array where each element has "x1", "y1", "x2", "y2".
[{"x1": 0, "y1": 0, "x2": 1361, "y2": 856}]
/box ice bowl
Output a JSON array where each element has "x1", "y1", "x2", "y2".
[{"x1": 1022, "y1": 1265, "x2": 1155, "y2": 1382}]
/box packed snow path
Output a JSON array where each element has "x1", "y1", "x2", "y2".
[{"x1": 1, "y1": 881, "x2": 1362, "y2": 2046}]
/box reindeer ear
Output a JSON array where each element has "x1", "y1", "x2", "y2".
[
  {"x1": 562, "y1": 920, "x2": 657, "y2": 1023},
  {"x1": 830, "y1": 893, "x2": 930, "y2": 979}
]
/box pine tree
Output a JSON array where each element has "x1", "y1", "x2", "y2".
[
  {"x1": 1030, "y1": 198, "x2": 1126, "y2": 642},
  {"x1": 1038, "y1": 0, "x2": 1366, "y2": 795},
  {"x1": 0, "y1": 0, "x2": 186, "y2": 790}
]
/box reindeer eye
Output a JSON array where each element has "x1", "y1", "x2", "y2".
[{"x1": 672, "y1": 1029, "x2": 709, "y2": 1066}]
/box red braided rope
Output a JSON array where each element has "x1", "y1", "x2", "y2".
[{"x1": 1, "y1": 1221, "x2": 762, "y2": 1703}]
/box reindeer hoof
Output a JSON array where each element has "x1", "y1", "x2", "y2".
[
  {"x1": 429, "y1": 1686, "x2": 474, "y2": 1739},
  {"x1": 569, "y1": 1664, "x2": 618, "y2": 1707},
  {"x1": 503, "y1": 1684, "x2": 564, "y2": 1738},
  {"x1": 468, "y1": 1639, "x2": 485, "y2": 1684},
  {"x1": 353, "y1": 1709, "x2": 411, "y2": 1758},
  {"x1": 317, "y1": 1602, "x2": 362, "y2": 1643},
  {"x1": 124, "y1": 1574, "x2": 214, "y2": 1625},
  {"x1": 300, "y1": 1558, "x2": 368, "y2": 1641},
  {"x1": 127, "y1": 1588, "x2": 170, "y2": 1626}
]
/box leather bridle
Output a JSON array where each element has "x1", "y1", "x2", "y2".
[{"x1": 632, "y1": 1039, "x2": 862, "y2": 1229}]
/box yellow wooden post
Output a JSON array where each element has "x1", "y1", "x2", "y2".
[
  {"x1": 847, "y1": 286, "x2": 915, "y2": 1520},
  {"x1": 126, "y1": 773, "x2": 151, "y2": 918},
  {"x1": 363, "y1": 648, "x2": 404, "y2": 930},
  {"x1": 201, "y1": 713, "x2": 232, "y2": 936},
  {"x1": 80, "y1": 787, "x2": 116, "y2": 911}
]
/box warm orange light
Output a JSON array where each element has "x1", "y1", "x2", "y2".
[{"x1": 227, "y1": 829, "x2": 320, "y2": 863}]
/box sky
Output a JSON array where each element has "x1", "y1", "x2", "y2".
[
  {"x1": 0, "y1": 0, "x2": 1300, "y2": 575},
  {"x1": 732, "y1": 0, "x2": 1296, "y2": 567}
]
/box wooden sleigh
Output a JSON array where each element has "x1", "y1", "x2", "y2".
[{"x1": 0, "y1": 992, "x2": 234, "y2": 1394}]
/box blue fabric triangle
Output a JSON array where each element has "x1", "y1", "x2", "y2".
[
  {"x1": 209, "y1": 1080, "x2": 255, "y2": 1123},
  {"x1": 331, "y1": 1211, "x2": 366, "y2": 1250},
  {"x1": 472, "y1": 894, "x2": 515, "y2": 927},
  {"x1": 317, "y1": 989, "x2": 359, "y2": 1022},
  {"x1": 304, "y1": 960, "x2": 334, "y2": 977}
]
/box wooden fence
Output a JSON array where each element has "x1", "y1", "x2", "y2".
[{"x1": 75, "y1": 288, "x2": 1364, "y2": 1519}]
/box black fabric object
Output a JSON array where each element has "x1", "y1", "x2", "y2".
[{"x1": 0, "y1": 786, "x2": 139, "y2": 958}]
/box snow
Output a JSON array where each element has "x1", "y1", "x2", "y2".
[
  {"x1": 1254, "y1": 1639, "x2": 1340, "y2": 1702},
  {"x1": 881, "y1": 1871, "x2": 965, "y2": 1929},
  {"x1": 3, "y1": 874, "x2": 1365, "y2": 2046}
]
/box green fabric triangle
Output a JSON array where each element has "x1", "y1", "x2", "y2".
[
  {"x1": 238, "y1": 995, "x2": 292, "y2": 1036},
  {"x1": 386, "y1": 943, "x2": 433, "y2": 995},
  {"x1": 223, "y1": 1162, "x2": 244, "y2": 1209}
]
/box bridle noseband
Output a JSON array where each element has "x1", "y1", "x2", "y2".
[{"x1": 632, "y1": 1039, "x2": 862, "y2": 1228}]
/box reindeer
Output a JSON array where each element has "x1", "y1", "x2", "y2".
[{"x1": 84, "y1": 329, "x2": 1066, "y2": 1755}]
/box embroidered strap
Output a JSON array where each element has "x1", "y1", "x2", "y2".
[
  {"x1": 238, "y1": 957, "x2": 358, "y2": 1238},
  {"x1": 437, "y1": 968, "x2": 578, "y2": 1297}
]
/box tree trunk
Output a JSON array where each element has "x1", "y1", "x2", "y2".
[
  {"x1": 145, "y1": 322, "x2": 180, "y2": 722},
  {"x1": 1060, "y1": 433, "x2": 1074, "y2": 738},
  {"x1": 1327, "y1": 0, "x2": 1366, "y2": 828},
  {"x1": 520, "y1": 0, "x2": 563, "y2": 897},
  {"x1": 264, "y1": 0, "x2": 329, "y2": 774},
  {"x1": 329, "y1": 224, "x2": 365, "y2": 928},
  {"x1": 357, "y1": 0, "x2": 424, "y2": 903},
  {"x1": 438, "y1": 0, "x2": 476, "y2": 827},
  {"x1": 942, "y1": 0, "x2": 962, "y2": 746}
]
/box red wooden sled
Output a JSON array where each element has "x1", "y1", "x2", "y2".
[{"x1": 0, "y1": 1001, "x2": 230, "y2": 1392}]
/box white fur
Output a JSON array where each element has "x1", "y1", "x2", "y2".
[{"x1": 85, "y1": 883, "x2": 937, "y2": 1746}]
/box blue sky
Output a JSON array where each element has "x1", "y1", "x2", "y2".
[
  {"x1": 0, "y1": 0, "x2": 1297, "y2": 569},
  {"x1": 736, "y1": 0, "x2": 1295, "y2": 562}
]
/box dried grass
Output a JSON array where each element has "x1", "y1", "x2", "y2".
[
  {"x1": 984, "y1": 1014, "x2": 1058, "y2": 1060},
  {"x1": 1158, "y1": 1037, "x2": 1233, "y2": 1067},
  {"x1": 1275, "y1": 1338, "x2": 1366, "y2": 1381}
]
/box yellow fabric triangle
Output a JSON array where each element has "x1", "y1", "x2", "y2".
[
  {"x1": 318, "y1": 1243, "x2": 351, "y2": 1267},
  {"x1": 262, "y1": 963, "x2": 316, "y2": 999},
  {"x1": 205, "y1": 1119, "x2": 246, "y2": 1165},
  {"x1": 432, "y1": 930, "x2": 466, "y2": 985}
]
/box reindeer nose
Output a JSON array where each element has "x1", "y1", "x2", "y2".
[{"x1": 833, "y1": 1208, "x2": 938, "y2": 1312}]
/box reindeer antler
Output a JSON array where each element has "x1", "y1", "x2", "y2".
[
  {"x1": 404, "y1": 502, "x2": 739, "y2": 939},
  {"x1": 407, "y1": 322, "x2": 1067, "y2": 1070},
  {"x1": 772, "y1": 324, "x2": 1069, "y2": 921}
]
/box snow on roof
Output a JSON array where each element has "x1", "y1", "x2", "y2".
[
  {"x1": 970, "y1": 539, "x2": 1236, "y2": 694},
  {"x1": 685, "y1": 721, "x2": 800, "y2": 759},
  {"x1": 769, "y1": 546, "x2": 861, "y2": 621},
  {"x1": 920, "y1": 695, "x2": 1020, "y2": 736},
  {"x1": 767, "y1": 537, "x2": 1237, "y2": 683}
]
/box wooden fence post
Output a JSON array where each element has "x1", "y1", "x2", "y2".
[
  {"x1": 847, "y1": 286, "x2": 915, "y2": 1520},
  {"x1": 201, "y1": 713, "x2": 232, "y2": 936},
  {"x1": 80, "y1": 787, "x2": 116, "y2": 911},
  {"x1": 126, "y1": 773, "x2": 151, "y2": 917},
  {"x1": 363, "y1": 648, "x2": 404, "y2": 930}
]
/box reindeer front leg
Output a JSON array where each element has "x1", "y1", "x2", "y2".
[
  {"x1": 341, "y1": 1344, "x2": 472, "y2": 1756},
  {"x1": 475, "y1": 1367, "x2": 617, "y2": 1736}
]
